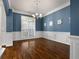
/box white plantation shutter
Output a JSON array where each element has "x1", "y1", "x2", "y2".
[{"x1": 21, "y1": 16, "x2": 35, "y2": 39}]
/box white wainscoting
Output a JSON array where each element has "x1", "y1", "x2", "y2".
[
  {"x1": 42, "y1": 31, "x2": 70, "y2": 45},
  {"x1": 70, "y1": 35, "x2": 79, "y2": 59},
  {"x1": 0, "y1": 32, "x2": 13, "y2": 47},
  {"x1": 13, "y1": 31, "x2": 71, "y2": 45},
  {"x1": 0, "y1": 31, "x2": 71, "y2": 47},
  {"x1": 0, "y1": 31, "x2": 43, "y2": 46},
  {"x1": 13, "y1": 31, "x2": 43, "y2": 41}
]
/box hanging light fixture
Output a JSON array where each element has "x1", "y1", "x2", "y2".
[{"x1": 32, "y1": 0, "x2": 43, "y2": 18}]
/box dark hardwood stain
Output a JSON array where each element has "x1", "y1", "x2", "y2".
[{"x1": 1, "y1": 38, "x2": 70, "y2": 59}]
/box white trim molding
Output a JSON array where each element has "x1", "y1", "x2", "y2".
[
  {"x1": 13, "y1": 9, "x2": 32, "y2": 16},
  {"x1": 0, "y1": 48, "x2": 5, "y2": 57},
  {"x1": 44, "y1": 2, "x2": 70, "y2": 16},
  {"x1": 70, "y1": 35, "x2": 79, "y2": 59}
]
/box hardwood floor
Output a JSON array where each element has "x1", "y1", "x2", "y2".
[{"x1": 1, "y1": 38, "x2": 70, "y2": 59}]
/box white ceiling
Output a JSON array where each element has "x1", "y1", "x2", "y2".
[{"x1": 8, "y1": 0, "x2": 70, "y2": 16}]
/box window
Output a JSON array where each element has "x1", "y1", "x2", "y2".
[{"x1": 21, "y1": 16, "x2": 35, "y2": 38}]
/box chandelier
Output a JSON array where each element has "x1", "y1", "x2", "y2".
[{"x1": 32, "y1": 0, "x2": 43, "y2": 18}]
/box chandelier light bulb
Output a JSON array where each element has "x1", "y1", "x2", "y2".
[
  {"x1": 32, "y1": 14, "x2": 35, "y2": 17},
  {"x1": 35, "y1": 13, "x2": 39, "y2": 16},
  {"x1": 39, "y1": 14, "x2": 42, "y2": 17}
]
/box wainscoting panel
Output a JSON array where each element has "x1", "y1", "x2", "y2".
[
  {"x1": 42, "y1": 31, "x2": 70, "y2": 45},
  {"x1": 0, "y1": 32, "x2": 13, "y2": 47},
  {"x1": 13, "y1": 31, "x2": 43, "y2": 41}
]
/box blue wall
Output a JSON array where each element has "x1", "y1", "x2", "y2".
[
  {"x1": 6, "y1": 9, "x2": 13, "y2": 32},
  {"x1": 71, "y1": 0, "x2": 79, "y2": 36},
  {"x1": 36, "y1": 17, "x2": 44, "y2": 31},
  {"x1": 13, "y1": 13, "x2": 21, "y2": 31},
  {"x1": 3, "y1": 0, "x2": 14, "y2": 32},
  {"x1": 6, "y1": 12, "x2": 21, "y2": 32},
  {"x1": 42, "y1": 6, "x2": 70, "y2": 32},
  {"x1": 3, "y1": 0, "x2": 9, "y2": 15},
  {"x1": 35, "y1": 6, "x2": 70, "y2": 31}
]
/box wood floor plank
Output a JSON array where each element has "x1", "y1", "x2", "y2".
[{"x1": 1, "y1": 38, "x2": 70, "y2": 59}]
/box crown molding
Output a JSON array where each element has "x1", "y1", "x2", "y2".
[
  {"x1": 44, "y1": 2, "x2": 70, "y2": 16},
  {"x1": 13, "y1": 8, "x2": 33, "y2": 16}
]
